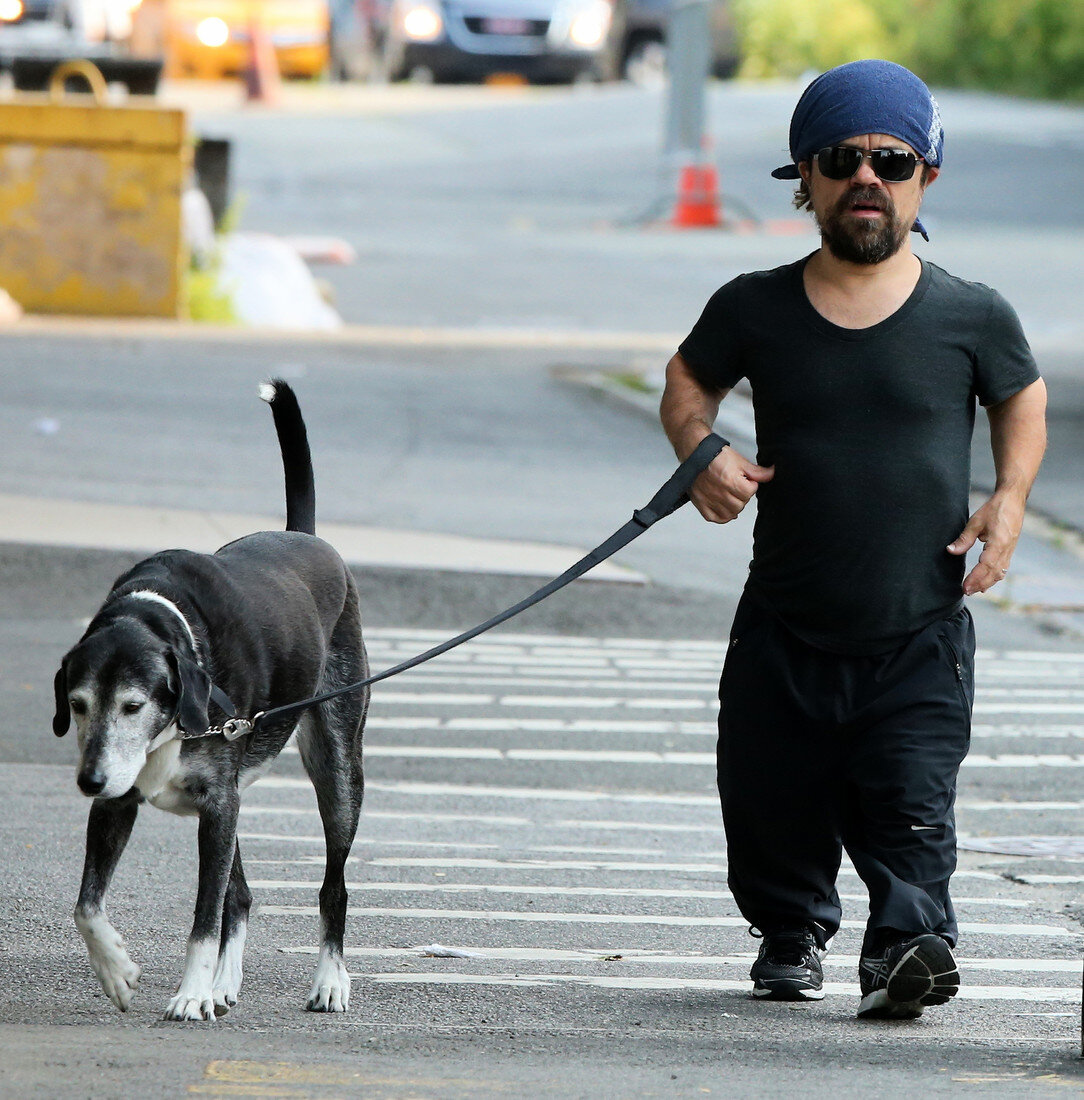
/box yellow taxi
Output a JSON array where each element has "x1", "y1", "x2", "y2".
[{"x1": 133, "y1": 0, "x2": 329, "y2": 79}]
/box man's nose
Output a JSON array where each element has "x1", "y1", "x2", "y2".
[{"x1": 852, "y1": 157, "x2": 882, "y2": 186}]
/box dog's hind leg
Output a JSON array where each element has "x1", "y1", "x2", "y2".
[
  {"x1": 165, "y1": 789, "x2": 240, "y2": 1022},
  {"x1": 295, "y1": 696, "x2": 366, "y2": 1013},
  {"x1": 212, "y1": 841, "x2": 252, "y2": 1015},
  {"x1": 74, "y1": 793, "x2": 143, "y2": 1012}
]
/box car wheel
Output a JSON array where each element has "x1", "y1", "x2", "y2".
[{"x1": 379, "y1": 35, "x2": 409, "y2": 81}]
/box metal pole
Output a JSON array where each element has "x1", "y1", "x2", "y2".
[{"x1": 663, "y1": 0, "x2": 712, "y2": 168}]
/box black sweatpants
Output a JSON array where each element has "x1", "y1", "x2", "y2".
[{"x1": 717, "y1": 594, "x2": 975, "y2": 956}]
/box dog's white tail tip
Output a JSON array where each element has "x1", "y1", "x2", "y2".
[{"x1": 258, "y1": 381, "x2": 278, "y2": 405}]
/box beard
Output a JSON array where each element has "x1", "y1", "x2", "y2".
[{"x1": 815, "y1": 187, "x2": 911, "y2": 265}]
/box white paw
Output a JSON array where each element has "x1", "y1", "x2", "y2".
[
  {"x1": 164, "y1": 993, "x2": 217, "y2": 1022},
  {"x1": 165, "y1": 937, "x2": 219, "y2": 1022},
  {"x1": 212, "y1": 931, "x2": 246, "y2": 1015},
  {"x1": 76, "y1": 913, "x2": 141, "y2": 1012},
  {"x1": 306, "y1": 949, "x2": 350, "y2": 1013}
]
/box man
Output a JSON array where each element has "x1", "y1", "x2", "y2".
[{"x1": 660, "y1": 59, "x2": 1047, "y2": 1020}]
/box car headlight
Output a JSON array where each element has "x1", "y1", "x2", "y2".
[
  {"x1": 567, "y1": 0, "x2": 610, "y2": 48},
  {"x1": 196, "y1": 16, "x2": 230, "y2": 47},
  {"x1": 0, "y1": 0, "x2": 24, "y2": 23},
  {"x1": 398, "y1": 0, "x2": 443, "y2": 41}
]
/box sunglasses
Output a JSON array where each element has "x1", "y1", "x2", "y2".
[{"x1": 814, "y1": 145, "x2": 923, "y2": 183}]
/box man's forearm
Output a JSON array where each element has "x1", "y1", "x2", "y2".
[
  {"x1": 660, "y1": 353, "x2": 726, "y2": 459},
  {"x1": 988, "y1": 378, "x2": 1047, "y2": 500}
]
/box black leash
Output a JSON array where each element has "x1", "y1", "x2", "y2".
[{"x1": 194, "y1": 433, "x2": 728, "y2": 741}]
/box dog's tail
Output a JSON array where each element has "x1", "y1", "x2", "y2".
[{"x1": 260, "y1": 380, "x2": 317, "y2": 535}]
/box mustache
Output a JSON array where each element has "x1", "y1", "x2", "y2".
[{"x1": 838, "y1": 187, "x2": 894, "y2": 214}]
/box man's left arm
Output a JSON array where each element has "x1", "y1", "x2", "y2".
[{"x1": 947, "y1": 378, "x2": 1048, "y2": 596}]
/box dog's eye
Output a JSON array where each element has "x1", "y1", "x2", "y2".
[
  {"x1": 69, "y1": 698, "x2": 87, "y2": 716},
  {"x1": 121, "y1": 701, "x2": 145, "y2": 715}
]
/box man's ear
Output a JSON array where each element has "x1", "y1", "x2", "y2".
[
  {"x1": 922, "y1": 164, "x2": 940, "y2": 191},
  {"x1": 52, "y1": 663, "x2": 70, "y2": 737},
  {"x1": 167, "y1": 652, "x2": 211, "y2": 737}
]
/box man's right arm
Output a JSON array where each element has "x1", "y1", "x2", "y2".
[{"x1": 659, "y1": 352, "x2": 774, "y2": 524}]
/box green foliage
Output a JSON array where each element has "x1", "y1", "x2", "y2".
[
  {"x1": 734, "y1": 0, "x2": 1084, "y2": 101},
  {"x1": 734, "y1": 0, "x2": 894, "y2": 79},
  {"x1": 185, "y1": 262, "x2": 237, "y2": 325},
  {"x1": 183, "y1": 194, "x2": 246, "y2": 325}
]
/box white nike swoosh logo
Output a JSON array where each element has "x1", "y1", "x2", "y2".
[{"x1": 911, "y1": 825, "x2": 939, "y2": 831}]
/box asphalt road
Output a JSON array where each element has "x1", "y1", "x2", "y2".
[
  {"x1": 3, "y1": 335, "x2": 1084, "y2": 1098},
  {"x1": 3, "y1": 79, "x2": 1084, "y2": 1097}
]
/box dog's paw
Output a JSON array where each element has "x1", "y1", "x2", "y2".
[
  {"x1": 306, "y1": 950, "x2": 350, "y2": 1013},
  {"x1": 164, "y1": 993, "x2": 217, "y2": 1022},
  {"x1": 212, "y1": 937, "x2": 245, "y2": 1015},
  {"x1": 76, "y1": 913, "x2": 142, "y2": 1012}
]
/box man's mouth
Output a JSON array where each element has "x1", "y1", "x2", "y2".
[{"x1": 845, "y1": 191, "x2": 890, "y2": 219}]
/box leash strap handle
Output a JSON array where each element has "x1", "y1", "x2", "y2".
[
  {"x1": 251, "y1": 433, "x2": 729, "y2": 733},
  {"x1": 633, "y1": 432, "x2": 728, "y2": 527}
]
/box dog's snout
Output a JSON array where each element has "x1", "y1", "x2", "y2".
[{"x1": 77, "y1": 768, "x2": 107, "y2": 797}]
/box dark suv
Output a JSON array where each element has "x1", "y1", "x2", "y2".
[{"x1": 612, "y1": 0, "x2": 739, "y2": 84}]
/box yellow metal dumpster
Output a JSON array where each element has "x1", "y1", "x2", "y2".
[{"x1": 0, "y1": 61, "x2": 188, "y2": 318}]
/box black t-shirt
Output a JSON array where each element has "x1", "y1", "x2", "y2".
[{"x1": 678, "y1": 255, "x2": 1040, "y2": 654}]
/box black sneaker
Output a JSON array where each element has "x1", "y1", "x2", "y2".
[
  {"x1": 857, "y1": 933, "x2": 960, "y2": 1020},
  {"x1": 749, "y1": 926, "x2": 826, "y2": 1001}
]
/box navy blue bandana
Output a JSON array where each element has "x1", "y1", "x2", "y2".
[{"x1": 772, "y1": 59, "x2": 943, "y2": 240}]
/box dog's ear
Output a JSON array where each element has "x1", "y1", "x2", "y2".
[
  {"x1": 167, "y1": 652, "x2": 211, "y2": 737},
  {"x1": 52, "y1": 663, "x2": 70, "y2": 737}
]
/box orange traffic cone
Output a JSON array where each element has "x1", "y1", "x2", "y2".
[
  {"x1": 244, "y1": 16, "x2": 282, "y2": 105},
  {"x1": 672, "y1": 162, "x2": 722, "y2": 228}
]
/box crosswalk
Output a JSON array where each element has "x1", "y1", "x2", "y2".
[{"x1": 241, "y1": 629, "x2": 1084, "y2": 1021}]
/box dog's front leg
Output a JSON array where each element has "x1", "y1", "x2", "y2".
[
  {"x1": 164, "y1": 792, "x2": 239, "y2": 1022},
  {"x1": 74, "y1": 794, "x2": 143, "y2": 1012}
]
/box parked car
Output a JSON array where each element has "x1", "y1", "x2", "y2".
[
  {"x1": 612, "y1": 0, "x2": 739, "y2": 85},
  {"x1": 330, "y1": 0, "x2": 738, "y2": 85},
  {"x1": 131, "y1": 0, "x2": 329, "y2": 80},
  {"x1": 371, "y1": 0, "x2": 618, "y2": 83},
  {"x1": 0, "y1": 0, "x2": 164, "y2": 92}
]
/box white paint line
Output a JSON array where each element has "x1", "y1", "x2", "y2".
[
  {"x1": 279, "y1": 945, "x2": 1083, "y2": 973},
  {"x1": 257, "y1": 905, "x2": 1073, "y2": 937},
  {"x1": 241, "y1": 808, "x2": 533, "y2": 826},
  {"x1": 246, "y1": 880, "x2": 1030, "y2": 908},
  {"x1": 237, "y1": 834, "x2": 500, "y2": 850},
  {"x1": 971, "y1": 725, "x2": 1084, "y2": 739},
  {"x1": 364, "y1": 746, "x2": 505, "y2": 760},
  {"x1": 278, "y1": 746, "x2": 1084, "y2": 767},
  {"x1": 374, "y1": 693, "x2": 495, "y2": 706},
  {"x1": 1010, "y1": 875, "x2": 1084, "y2": 884},
  {"x1": 1002, "y1": 652, "x2": 1084, "y2": 663},
  {"x1": 505, "y1": 750, "x2": 714, "y2": 764},
  {"x1": 241, "y1": 855, "x2": 1000, "y2": 882},
  {"x1": 355, "y1": 973, "x2": 1082, "y2": 1002},
  {"x1": 958, "y1": 801, "x2": 1084, "y2": 811},
  {"x1": 364, "y1": 856, "x2": 727, "y2": 872},
  {"x1": 975, "y1": 705, "x2": 1084, "y2": 715},
  {"x1": 963, "y1": 755, "x2": 1084, "y2": 767},
  {"x1": 378, "y1": 675, "x2": 716, "y2": 692},
  {"x1": 255, "y1": 776, "x2": 721, "y2": 804}
]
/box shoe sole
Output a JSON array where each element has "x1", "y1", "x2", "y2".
[
  {"x1": 857, "y1": 935, "x2": 960, "y2": 1020},
  {"x1": 752, "y1": 979, "x2": 825, "y2": 1002}
]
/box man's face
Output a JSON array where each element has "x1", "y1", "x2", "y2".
[{"x1": 799, "y1": 133, "x2": 939, "y2": 265}]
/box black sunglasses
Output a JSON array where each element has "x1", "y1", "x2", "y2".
[{"x1": 815, "y1": 145, "x2": 923, "y2": 183}]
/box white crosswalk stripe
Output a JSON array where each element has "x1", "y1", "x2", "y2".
[{"x1": 246, "y1": 631, "x2": 1084, "y2": 1016}]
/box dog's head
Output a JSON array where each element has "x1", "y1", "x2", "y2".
[{"x1": 53, "y1": 618, "x2": 213, "y2": 799}]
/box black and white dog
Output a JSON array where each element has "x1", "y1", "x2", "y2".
[{"x1": 52, "y1": 381, "x2": 369, "y2": 1021}]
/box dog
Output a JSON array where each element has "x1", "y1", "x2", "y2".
[{"x1": 52, "y1": 380, "x2": 369, "y2": 1021}]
